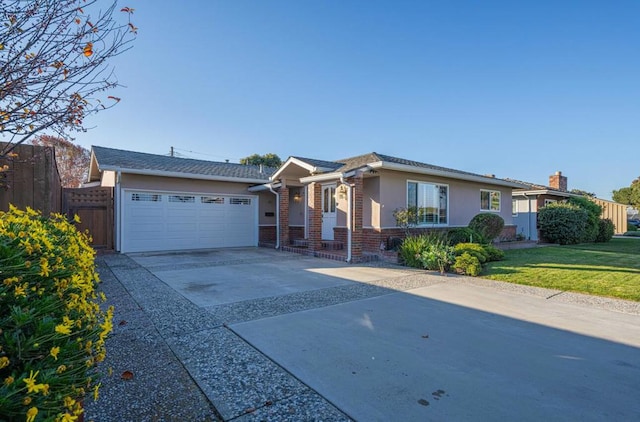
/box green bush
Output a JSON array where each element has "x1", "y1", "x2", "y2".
[
  {"x1": 0, "y1": 206, "x2": 112, "y2": 421},
  {"x1": 626, "y1": 223, "x2": 638, "y2": 232},
  {"x1": 453, "y1": 252, "x2": 482, "y2": 276},
  {"x1": 398, "y1": 234, "x2": 433, "y2": 268},
  {"x1": 595, "y1": 219, "x2": 615, "y2": 242},
  {"x1": 538, "y1": 202, "x2": 589, "y2": 245},
  {"x1": 446, "y1": 227, "x2": 484, "y2": 245},
  {"x1": 419, "y1": 241, "x2": 455, "y2": 274},
  {"x1": 453, "y1": 243, "x2": 488, "y2": 263},
  {"x1": 482, "y1": 243, "x2": 505, "y2": 261},
  {"x1": 468, "y1": 213, "x2": 504, "y2": 242},
  {"x1": 567, "y1": 196, "x2": 602, "y2": 243},
  {"x1": 624, "y1": 231, "x2": 640, "y2": 237}
]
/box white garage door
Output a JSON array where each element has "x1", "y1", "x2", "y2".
[{"x1": 121, "y1": 190, "x2": 257, "y2": 253}]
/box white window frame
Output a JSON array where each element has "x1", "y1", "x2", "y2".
[
  {"x1": 512, "y1": 199, "x2": 518, "y2": 216},
  {"x1": 480, "y1": 189, "x2": 501, "y2": 212},
  {"x1": 406, "y1": 180, "x2": 449, "y2": 226}
]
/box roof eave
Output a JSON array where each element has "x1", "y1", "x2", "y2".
[
  {"x1": 512, "y1": 189, "x2": 577, "y2": 198},
  {"x1": 99, "y1": 165, "x2": 268, "y2": 184},
  {"x1": 370, "y1": 161, "x2": 526, "y2": 188}
]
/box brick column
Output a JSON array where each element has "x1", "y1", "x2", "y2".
[
  {"x1": 279, "y1": 186, "x2": 290, "y2": 247},
  {"x1": 307, "y1": 182, "x2": 322, "y2": 251},
  {"x1": 350, "y1": 175, "x2": 364, "y2": 261}
]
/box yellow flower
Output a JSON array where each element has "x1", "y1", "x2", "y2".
[
  {"x1": 55, "y1": 323, "x2": 71, "y2": 335},
  {"x1": 63, "y1": 396, "x2": 76, "y2": 409},
  {"x1": 3, "y1": 375, "x2": 14, "y2": 386},
  {"x1": 22, "y1": 370, "x2": 39, "y2": 393},
  {"x1": 23, "y1": 396, "x2": 32, "y2": 405},
  {"x1": 14, "y1": 283, "x2": 27, "y2": 298},
  {"x1": 73, "y1": 214, "x2": 81, "y2": 223},
  {"x1": 57, "y1": 413, "x2": 78, "y2": 422},
  {"x1": 93, "y1": 383, "x2": 100, "y2": 401},
  {"x1": 0, "y1": 356, "x2": 9, "y2": 369},
  {"x1": 26, "y1": 407, "x2": 38, "y2": 422},
  {"x1": 39, "y1": 257, "x2": 50, "y2": 277},
  {"x1": 56, "y1": 365, "x2": 67, "y2": 374},
  {"x1": 50, "y1": 346, "x2": 60, "y2": 360}
]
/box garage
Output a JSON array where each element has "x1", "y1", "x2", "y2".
[{"x1": 121, "y1": 190, "x2": 258, "y2": 253}]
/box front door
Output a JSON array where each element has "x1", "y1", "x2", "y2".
[{"x1": 321, "y1": 184, "x2": 337, "y2": 240}]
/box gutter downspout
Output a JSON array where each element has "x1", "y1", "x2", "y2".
[
  {"x1": 268, "y1": 184, "x2": 280, "y2": 249},
  {"x1": 116, "y1": 170, "x2": 122, "y2": 252},
  {"x1": 340, "y1": 175, "x2": 352, "y2": 263}
]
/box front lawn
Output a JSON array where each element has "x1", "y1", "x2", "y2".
[{"x1": 483, "y1": 238, "x2": 640, "y2": 301}]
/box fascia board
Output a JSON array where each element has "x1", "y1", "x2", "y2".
[{"x1": 369, "y1": 161, "x2": 527, "y2": 189}]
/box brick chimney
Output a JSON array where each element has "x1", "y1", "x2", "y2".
[{"x1": 549, "y1": 171, "x2": 567, "y2": 192}]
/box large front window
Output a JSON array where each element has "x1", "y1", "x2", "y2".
[
  {"x1": 407, "y1": 181, "x2": 448, "y2": 225},
  {"x1": 481, "y1": 189, "x2": 501, "y2": 211}
]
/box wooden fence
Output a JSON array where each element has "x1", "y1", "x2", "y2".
[
  {"x1": 591, "y1": 197, "x2": 628, "y2": 234},
  {"x1": 62, "y1": 187, "x2": 114, "y2": 250},
  {"x1": 0, "y1": 143, "x2": 62, "y2": 214}
]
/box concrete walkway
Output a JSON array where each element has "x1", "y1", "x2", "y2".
[{"x1": 85, "y1": 248, "x2": 640, "y2": 421}]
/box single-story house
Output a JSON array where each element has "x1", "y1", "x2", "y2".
[
  {"x1": 510, "y1": 171, "x2": 628, "y2": 241},
  {"x1": 89, "y1": 146, "x2": 525, "y2": 261}
]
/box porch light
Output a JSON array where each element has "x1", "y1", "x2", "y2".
[
  {"x1": 293, "y1": 191, "x2": 302, "y2": 202},
  {"x1": 337, "y1": 184, "x2": 348, "y2": 200}
]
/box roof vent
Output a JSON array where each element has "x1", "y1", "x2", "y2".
[{"x1": 484, "y1": 174, "x2": 495, "y2": 178}]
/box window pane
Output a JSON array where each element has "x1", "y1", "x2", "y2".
[
  {"x1": 480, "y1": 191, "x2": 490, "y2": 210},
  {"x1": 407, "y1": 182, "x2": 447, "y2": 225},
  {"x1": 330, "y1": 187, "x2": 336, "y2": 212},
  {"x1": 490, "y1": 191, "x2": 500, "y2": 211}
]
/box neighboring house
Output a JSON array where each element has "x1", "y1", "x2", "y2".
[
  {"x1": 88, "y1": 146, "x2": 276, "y2": 253},
  {"x1": 510, "y1": 171, "x2": 628, "y2": 241},
  {"x1": 252, "y1": 152, "x2": 524, "y2": 262}
]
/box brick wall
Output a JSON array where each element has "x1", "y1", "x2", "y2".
[
  {"x1": 498, "y1": 224, "x2": 517, "y2": 242},
  {"x1": 259, "y1": 225, "x2": 277, "y2": 243},
  {"x1": 308, "y1": 182, "x2": 322, "y2": 251},
  {"x1": 289, "y1": 226, "x2": 304, "y2": 241},
  {"x1": 278, "y1": 187, "x2": 290, "y2": 247}
]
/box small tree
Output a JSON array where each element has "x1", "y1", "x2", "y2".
[
  {"x1": 0, "y1": 1, "x2": 137, "y2": 157},
  {"x1": 612, "y1": 177, "x2": 640, "y2": 209},
  {"x1": 32, "y1": 135, "x2": 90, "y2": 187},
  {"x1": 240, "y1": 153, "x2": 282, "y2": 168}
]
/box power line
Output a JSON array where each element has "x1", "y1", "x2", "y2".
[{"x1": 169, "y1": 146, "x2": 240, "y2": 163}]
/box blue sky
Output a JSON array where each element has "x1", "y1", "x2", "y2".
[{"x1": 73, "y1": 1, "x2": 639, "y2": 200}]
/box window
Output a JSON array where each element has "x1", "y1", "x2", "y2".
[
  {"x1": 230, "y1": 197, "x2": 251, "y2": 205},
  {"x1": 407, "y1": 181, "x2": 448, "y2": 225},
  {"x1": 512, "y1": 199, "x2": 518, "y2": 216},
  {"x1": 201, "y1": 196, "x2": 224, "y2": 204},
  {"x1": 131, "y1": 193, "x2": 161, "y2": 202},
  {"x1": 481, "y1": 190, "x2": 501, "y2": 211},
  {"x1": 169, "y1": 195, "x2": 195, "y2": 203},
  {"x1": 544, "y1": 199, "x2": 557, "y2": 206}
]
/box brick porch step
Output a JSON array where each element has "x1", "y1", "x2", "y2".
[
  {"x1": 291, "y1": 239, "x2": 310, "y2": 248},
  {"x1": 321, "y1": 240, "x2": 343, "y2": 250}
]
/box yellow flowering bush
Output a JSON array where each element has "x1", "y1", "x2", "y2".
[{"x1": 0, "y1": 206, "x2": 113, "y2": 421}]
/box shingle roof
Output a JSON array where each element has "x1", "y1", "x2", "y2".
[
  {"x1": 92, "y1": 146, "x2": 275, "y2": 181},
  {"x1": 290, "y1": 156, "x2": 343, "y2": 171},
  {"x1": 504, "y1": 178, "x2": 555, "y2": 191}
]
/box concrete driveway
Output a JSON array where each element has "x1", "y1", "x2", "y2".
[{"x1": 126, "y1": 248, "x2": 640, "y2": 421}]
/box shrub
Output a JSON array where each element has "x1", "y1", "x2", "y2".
[
  {"x1": 398, "y1": 234, "x2": 432, "y2": 268},
  {"x1": 538, "y1": 202, "x2": 588, "y2": 245},
  {"x1": 624, "y1": 231, "x2": 640, "y2": 237},
  {"x1": 595, "y1": 219, "x2": 615, "y2": 242},
  {"x1": 0, "y1": 206, "x2": 112, "y2": 421},
  {"x1": 468, "y1": 213, "x2": 505, "y2": 242},
  {"x1": 453, "y1": 243, "x2": 488, "y2": 263},
  {"x1": 626, "y1": 223, "x2": 638, "y2": 232},
  {"x1": 567, "y1": 196, "x2": 602, "y2": 243},
  {"x1": 482, "y1": 243, "x2": 505, "y2": 261},
  {"x1": 453, "y1": 252, "x2": 482, "y2": 276},
  {"x1": 419, "y1": 240, "x2": 455, "y2": 274},
  {"x1": 446, "y1": 227, "x2": 484, "y2": 245}
]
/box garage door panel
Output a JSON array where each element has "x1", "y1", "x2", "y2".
[{"x1": 122, "y1": 191, "x2": 257, "y2": 253}]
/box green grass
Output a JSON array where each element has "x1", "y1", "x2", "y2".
[{"x1": 483, "y1": 238, "x2": 640, "y2": 301}]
